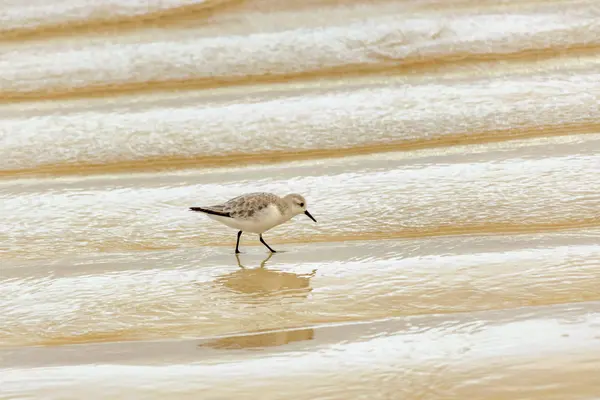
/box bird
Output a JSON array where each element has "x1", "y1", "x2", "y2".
[{"x1": 189, "y1": 192, "x2": 317, "y2": 253}]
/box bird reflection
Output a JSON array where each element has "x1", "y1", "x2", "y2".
[
  {"x1": 200, "y1": 328, "x2": 314, "y2": 350},
  {"x1": 204, "y1": 253, "x2": 316, "y2": 350},
  {"x1": 215, "y1": 253, "x2": 316, "y2": 299}
]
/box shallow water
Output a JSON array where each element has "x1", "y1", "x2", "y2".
[{"x1": 1, "y1": 0, "x2": 600, "y2": 398}]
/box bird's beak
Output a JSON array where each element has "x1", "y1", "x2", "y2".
[{"x1": 304, "y1": 210, "x2": 317, "y2": 223}]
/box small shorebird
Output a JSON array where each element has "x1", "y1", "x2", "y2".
[{"x1": 190, "y1": 192, "x2": 317, "y2": 253}]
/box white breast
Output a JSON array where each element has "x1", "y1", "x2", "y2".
[
  {"x1": 245, "y1": 204, "x2": 286, "y2": 233},
  {"x1": 207, "y1": 204, "x2": 287, "y2": 234}
]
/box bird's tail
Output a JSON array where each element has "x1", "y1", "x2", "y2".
[{"x1": 189, "y1": 206, "x2": 231, "y2": 217}]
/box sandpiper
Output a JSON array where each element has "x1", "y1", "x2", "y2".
[{"x1": 190, "y1": 192, "x2": 317, "y2": 253}]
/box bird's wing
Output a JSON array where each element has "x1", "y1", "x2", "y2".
[
  {"x1": 222, "y1": 192, "x2": 281, "y2": 219},
  {"x1": 190, "y1": 193, "x2": 282, "y2": 219}
]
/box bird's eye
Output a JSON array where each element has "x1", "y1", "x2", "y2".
[{"x1": 299, "y1": 202, "x2": 304, "y2": 207}]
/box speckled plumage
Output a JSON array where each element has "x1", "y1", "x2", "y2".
[{"x1": 203, "y1": 192, "x2": 288, "y2": 220}]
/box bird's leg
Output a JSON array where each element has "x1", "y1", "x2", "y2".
[
  {"x1": 259, "y1": 234, "x2": 277, "y2": 253},
  {"x1": 235, "y1": 231, "x2": 243, "y2": 254}
]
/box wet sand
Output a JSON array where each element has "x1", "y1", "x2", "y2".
[{"x1": 1, "y1": 0, "x2": 600, "y2": 398}]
